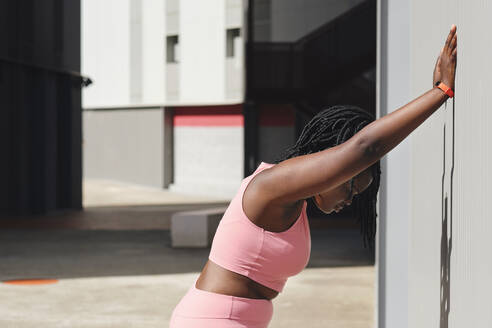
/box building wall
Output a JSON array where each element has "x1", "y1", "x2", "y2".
[
  {"x1": 81, "y1": 0, "x2": 166, "y2": 188},
  {"x1": 82, "y1": 0, "x2": 244, "y2": 190},
  {"x1": 168, "y1": 105, "x2": 244, "y2": 199},
  {"x1": 380, "y1": 0, "x2": 492, "y2": 327},
  {"x1": 140, "y1": 0, "x2": 166, "y2": 104},
  {"x1": 179, "y1": 0, "x2": 226, "y2": 102},
  {"x1": 408, "y1": 1, "x2": 492, "y2": 327},
  {"x1": 0, "y1": 0, "x2": 82, "y2": 216},
  {"x1": 81, "y1": 0, "x2": 131, "y2": 107},
  {"x1": 254, "y1": 0, "x2": 365, "y2": 42},
  {"x1": 225, "y1": 0, "x2": 244, "y2": 100},
  {"x1": 82, "y1": 109, "x2": 164, "y2": 188},
  {"x1": 376, "y1": 0, "x2": 410, "y2": 327},
  {"x1": 166, "y1": 0, "x2": 243, "y2": 102},
  {"x1": 81, "y1": 0, "x2": 165, "y2": 108}
]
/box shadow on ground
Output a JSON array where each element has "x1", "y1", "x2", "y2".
[{"x1": 0, "y1": 229, "x2": 373, "y2": 282}]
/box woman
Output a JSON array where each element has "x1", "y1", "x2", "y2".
[{"x1": 169, "y1": 25, "x2": 457, "y2": 328}]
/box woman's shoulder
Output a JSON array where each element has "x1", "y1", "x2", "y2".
[{"x1": 242, "y1": 161, "x2": 305, "y2": 227}]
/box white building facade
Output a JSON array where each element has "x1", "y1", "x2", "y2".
[
  {"x1": 81, "y1": 0, "x2": 245, "y2": 197},
  {"x1": 81, "y1": 0, "x2": 365, "y2": 198}
]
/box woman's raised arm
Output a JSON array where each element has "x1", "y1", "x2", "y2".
[
  {"x1": 359, "y1": 24, "x2": 457, "y2": 162},
  {"x1": 248, "y1": 25, "x2": 457, "y2": 207}
]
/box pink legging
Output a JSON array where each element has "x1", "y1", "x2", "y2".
[{"x1": 169, "y1": 276, "x2": 274, "y2": 328}]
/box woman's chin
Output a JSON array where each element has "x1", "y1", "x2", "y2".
[{"x1": 314, "y1": 203, "x2": 336, "y2": 214}]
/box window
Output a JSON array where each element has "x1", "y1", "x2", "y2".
[
  {"x1": 226, "y1": 28, "x2": 241, "y2": 57},
  {"x1": 166, "y1": 35, "x2": 179, "y2": 63}
]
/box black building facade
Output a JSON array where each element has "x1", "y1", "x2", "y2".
[{"x1": 0, "y1": 1, "x2": 85, "y2": 216}]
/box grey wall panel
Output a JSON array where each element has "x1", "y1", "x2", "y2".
[
  {"x1": 82, "y1": 109, "x2": 164, "y2": 188},
  {"x1": 170, "y1": 126, "x2": 243, "y2": 199},
  {"x1": 376, "y1": 0, "x2": 411, "y2": 326},
  {"x1": 408, "y1": 1, "x2": 492, "y2": 327},
  {"x1": 166, "y1": 63, "x2": 179, "y2": 101},
  {"x1": 226, "y1": 56, "x2": 243, "y2": 100}
]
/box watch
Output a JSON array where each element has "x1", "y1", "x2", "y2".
[{"x1": 435, "y1": 81, "x2": 454, "y2": 98}]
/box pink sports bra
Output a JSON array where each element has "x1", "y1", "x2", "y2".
[{"x1": 208, "y1": 161, "x2": 311, "y2": 293}]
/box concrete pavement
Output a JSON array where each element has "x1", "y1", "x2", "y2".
[
  {"x1": 0, "y1": 229, "x2": 374, "y2": 328},
  {"x1": 0, "y1": 178, "x2": 375, "y2": 327}
]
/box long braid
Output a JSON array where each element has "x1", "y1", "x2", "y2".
[{"x1": 272, "y1": 105, "x2": 381, "y2": 249}]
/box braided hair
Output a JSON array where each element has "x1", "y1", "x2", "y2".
[{"x1": 272, "y1": 105, "x2": 381, "y2": 249}]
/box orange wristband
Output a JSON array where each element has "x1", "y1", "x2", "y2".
[{"x1": 435, "y1": 81, "x2": 454, "y2": 98}]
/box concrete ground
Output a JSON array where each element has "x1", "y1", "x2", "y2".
[
  {"x1": 82, "y1": 179, "x2": 231, "y2": 207},
  {"x1": 0, "y1": 179, "x2": 375, "y2": 328}
]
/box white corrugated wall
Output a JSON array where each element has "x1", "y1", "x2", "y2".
[{"x1": 382, "y1": 1, "x2": 492, "y2": 327}]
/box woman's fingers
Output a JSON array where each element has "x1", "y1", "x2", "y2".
[
  {"x1": 444, "y1": 24, "x2": 457, "y2": 50},
  {"x1": 449, "y1": 34, "x2": 457, "y2": 50}
]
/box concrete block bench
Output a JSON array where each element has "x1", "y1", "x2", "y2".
[{"x1": 171, "y1": 207, "x2": 227, "y2": 248}]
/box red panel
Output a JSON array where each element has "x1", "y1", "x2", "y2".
[
  {"x1": 172, "y1": 104, "x2": 296, "y2": 127},
  {"x1": 173, "y1": 104, "x2": 244, "y2": 126}
]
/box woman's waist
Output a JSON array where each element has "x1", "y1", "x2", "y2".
[{"x1": 198, "y1": 260, "x2": 280, "y2": 300}]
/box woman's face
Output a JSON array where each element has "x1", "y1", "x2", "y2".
[{"x1": 313, "y1": 170, "x2": 373, "y2": 214}]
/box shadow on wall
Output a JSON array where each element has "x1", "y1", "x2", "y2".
[
  {"x1": 440, "y1": 99, "x2": 455, "y2": 328},
  {"x1": 440, "y1": 195, "x2": 452, "y2": 328}
]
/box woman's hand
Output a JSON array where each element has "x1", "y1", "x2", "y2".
[{"x1": 433, "y1": 24, "x2": 457, "y2": 90}]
